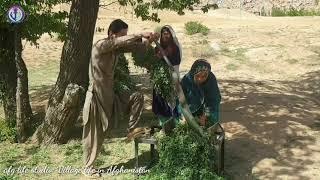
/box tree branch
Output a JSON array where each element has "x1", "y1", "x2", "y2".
[{"x1": 100, "y1": 1, "x2": 118, "y2": 7}]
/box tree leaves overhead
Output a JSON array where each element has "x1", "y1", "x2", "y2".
[
  {"x1": 117, "y1": 0, "x2": 206, "y2": 22},
  {"x1": 0, "y1": 0, "x2": 69, "y2": 45}
]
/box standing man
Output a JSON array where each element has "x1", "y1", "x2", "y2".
[{"x1": 82, "y1": 19, "x2": 159, "y2": 176}]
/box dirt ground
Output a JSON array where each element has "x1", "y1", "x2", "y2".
[{"x1": 20, "y1": 5, "x2": 320, "y2": 180}]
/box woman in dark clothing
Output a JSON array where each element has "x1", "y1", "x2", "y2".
[
  {"x1": 181, "y1": 59, "x2": 221, "y2": 127},
  {"x1": 152, "y1": 25, "x2": 182, "y2": 129}
]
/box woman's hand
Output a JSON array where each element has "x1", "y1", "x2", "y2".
[
  {"x1": 155, "y1": 48, "x2": 169, "y2": 59},
  {"x1": 199, "y1": 114, "x2": 208, "y2": 126},
  {"x1": 156, "y1": 49, "x2": 163, "y2": 58}
]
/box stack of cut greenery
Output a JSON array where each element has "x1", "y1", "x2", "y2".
[
  {"x1": 131, "y1": 46, "x2": 175, "y2": 102},
  {"x1": 114, "y1": 54, "x2": 136, "y2": 94},
  {"x1": 141, "y1": 124, "x2": 223, "y2": 180}
]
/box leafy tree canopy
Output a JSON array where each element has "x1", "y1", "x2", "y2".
[{"x1": 0, "y1": 0, "x2": 69, "y2": 45}]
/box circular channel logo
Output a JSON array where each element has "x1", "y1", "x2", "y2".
[{"x1": 7, "y1": 5, "x2": 25, "y2": 24}]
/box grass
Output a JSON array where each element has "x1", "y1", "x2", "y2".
[
  {"x1": 185, "y1": 21, "x2": 210, "y2": 36},
  {"x1": 192, "y1": 46, "x2": 216, "y2": 58},
  {"x1": 271, "y1": 7, "x2": 320, "y2": 16},
  {"x1": 28, "y1": 59, "x2": 60, "y2": 89},
  {"x1": 286, "y1": 59, "x2": 299, "y2": 64},
  {"x1": 0, "y1": 35, "x2": 158, "y2": 179},
  {"x1": 192, "y1": 41, "x2": 216, "y2": 59},
  {"x1": 221, "y1": 47, "x2": 248, "y2": 62},
  {"x1": 0, "y1": 139, "x2": 151, "y2": 179},
  {"x1": 0, "y1": 106, "x2": 4, "y2": 121},
  {"x1": 0, "y1": 119, "x2": 16, "y2": 143},
  {"x1": 226, "y1": 64, "x2": 238, "y2": 71}
]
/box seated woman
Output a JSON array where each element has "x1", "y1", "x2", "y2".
[
  {"x1": 181, "y1": 59, "x2": 221, "y2": 127},
  {"x1": 152, "y1": 25, "x2": 182, "y2": 133}
]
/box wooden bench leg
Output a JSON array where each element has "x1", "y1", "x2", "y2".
[
  {"x1": 221, "y1": 138, "x2": 225, "y2": 174},
  {"x1": 135, "y1": 140, "x2": 139, "y2": 170},
  {"x1": 217, "y1": 135, "x2": 225, "y2": 176},
  {"x1": 150, "y1": 144, "x2": 155, "y2": 160}
]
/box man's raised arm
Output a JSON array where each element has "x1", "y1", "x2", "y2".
[{"x1": 95, "y1": 32, "x2": 156, "y2": 53}]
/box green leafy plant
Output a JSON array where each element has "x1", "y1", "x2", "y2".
[
  {"x1": 185, "y1": 21, "x2": 210, "y2": 35},
  {"x1": 150, "y1": 60, "x2": 175, "y2": 101},
  {"x1": 114, "y1": 54, "x2": 135, "y2": 94},
  {"x1": 132, "y1": 46, "x2": 175, "y2": 102},
  {"x1": 0, "y1": 120, "x2": 16, "y2": 143},
  {"x1": 141, "y1": 124, "x2": 223, "y2": 179}
]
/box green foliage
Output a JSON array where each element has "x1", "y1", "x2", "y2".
[
  {"x1": 0, "y1": 120, "x2": 16, "y2": 143},
  {"x1": 185, "y1": 21, "x2": 210, "y2": 35},
  {"x1": 271, "y1": 7, "x2": 320, "y2": 16},
  {"x1": 114, "y1": 54, "x2": 136, "y2": 94},
  {"x1": 63, "y1": 141, "x2": 83, "y2": 165},
  {"x1": 132, "y1": 46, "x2": 175, "y2": 102},
  {"x1": 0, "y1": 175, "x2": 20, "y2": 180},
  {"x1": 118, "y1": 0, "x2": 209, "y2": 22},
  {"x1": 28, "y1": 146, "x2": 52, "y2": 166},
  {"x1": 141, "y1": 124, "x2": 223, "y2": 179},
  {"x1": 131, "y1": 46, "x2": 157, "y2": 71},
  {"x1": 0, "y1": 0, "x2": 68, "y2": 45},
  {"x1": 150, "y1": 61, "x2": 175, "y2": 101},
  {"x1": 221, "y1": 47, "x2": 248, "y2": 62}
]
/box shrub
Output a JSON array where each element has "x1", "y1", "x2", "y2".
[
  {"x1": 192, "y1": 44, "x2": 216, "y2": 59},
  {"x1": 271, "y1": 7, "x2": 320, "y2": 16},
  {"x1": 185, "y1": 21, "x2": 210, "y2": 35},
  {"x1": 0, "y1": 120, "x2": 16, "y2": 143}
]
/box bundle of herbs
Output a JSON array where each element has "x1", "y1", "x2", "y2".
[
  {"x1": 114, "y1": 54, "x2": 135, "y2": 94},
  {"x1": 131, "y1": 46, "x2": 175, "y2": 102}
]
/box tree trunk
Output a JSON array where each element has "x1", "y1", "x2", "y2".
[
  {"x1": 0, "y1": 27, "x2": 17, "y2": 128},
  {"x1": 32, "y1": 0, "x2": 99, "y2": 144},
  {"x1": 15, "y1": 28, "x2": 33, "y2": 143},
  {"x1": 0, "y1": 27, "x2": 33, "y2": 142}
]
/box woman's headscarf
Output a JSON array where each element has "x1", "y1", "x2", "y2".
[
  {"x1": 190, "y1": 59, "x2": 211, "y2": 77},
  {"x1": 159, "y1": 25, "x2": 182, "y2": 73},
  {"x1": 181, "y1": 59, "x2": 221, "y2": 116}
]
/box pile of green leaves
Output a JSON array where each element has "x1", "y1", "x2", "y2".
[
  {"x1": 114, "y1": 54, "x2": 135, "y2": 94},
  {"x1": 132, "y1": 46, "x2": 175, "y2": 102},
  {"x1": 141, "y1": 124, "x2": 223, "y2": 180}
]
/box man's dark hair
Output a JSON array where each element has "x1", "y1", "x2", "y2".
[{"x1": 108, "y1": 19, "x2": 128, "y2": 35}]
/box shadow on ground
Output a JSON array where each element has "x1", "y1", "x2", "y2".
[
  {"x1": 221, "y1": 70, "x2": 320, "y2": 179},
  {"x1": 28, "y1": 70, "x2": 320, "y2": 179}
]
